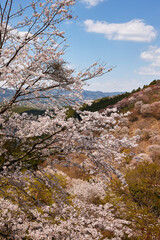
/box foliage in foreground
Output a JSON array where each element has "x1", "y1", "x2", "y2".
[
  {"x1": 0, "y1": 108, "x2": 140, "y2": 239},
  {"x1": 106, "y1": 161, "x2": 160, "y2": 239},
  {"x1": 126, "y1": 162, "x2": 160, "y2": 216}
]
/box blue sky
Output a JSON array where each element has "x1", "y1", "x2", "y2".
[{"x1": 62, "y1": 0, "x2": 160, "y2": 92}]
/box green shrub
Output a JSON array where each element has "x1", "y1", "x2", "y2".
[
  {"x1": 65, "y1": 107, "x2": 82, "y2": 120},
  {"x1": 103, "y1": 162, "x2": 160, "y2": 239},
  {"x1": 126, "y1": 162, "x2": 160, "y2": 216},
  {"x1": 0, "y1": 137, "x2": 45, "y2": 171}
]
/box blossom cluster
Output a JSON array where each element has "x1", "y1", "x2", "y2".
[
  {"x1": 0, "y1": 1, "x2": 139, "y2": 239},
  {"x1": 0, "y1": 175, "x2": 133, "y2": 240},
  {"x1": 0, "y1": 106, "x2": 139, "y2": 239}
]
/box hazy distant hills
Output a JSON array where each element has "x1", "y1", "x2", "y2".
[
  {"x1": 82, "y1": 90, "x2": 124, "y2": 100},
  {"x1": 0, "y1": 89, "x2": 15, "y2": 100},
  {"x1": 0, "y1": 89, "x2": 124, "y2": 101}
]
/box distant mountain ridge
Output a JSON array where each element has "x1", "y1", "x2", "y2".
[
  {"x1": 0, "y1": 89, "x2": 124, "y2": 101},
  {"x1": 82, "y1": 90, "x2": 124, "y2": 100}
]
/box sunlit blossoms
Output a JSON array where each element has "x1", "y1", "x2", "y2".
[
  {"x1": 0, "y1": 0, "x2": 139, "y2": 239},
  {"x1": 0, "y1": 105, "x2": 138, "y2": 238},
  {"x1": 0, "y1": 0, "x2": 107, "y2": 114}
]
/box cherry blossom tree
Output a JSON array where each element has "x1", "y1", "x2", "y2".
[
  {"x1": 0, "y1": 108, "x2": 138, "y2": 239},
  {"x1": 0, "y1": 1, "x2": 139, "y2": 239},
  {"x1": 0, "y1": 0, "x2": 107, "y2": 112},
  {"x1": 0, "y1": 0, "x2": 110, "y2": 177}
]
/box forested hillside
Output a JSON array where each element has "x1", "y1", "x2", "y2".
[
  {"x1": 81, "y1": 79, "x2": 160, "y2": 112},
  {"x1": 1, "y1": 80, "x2": 160, "y2": 239},
  {"x1": 59, "y1": 80, "x2": 160, "y2": 239},
  {"x1": 0, "y1": 0, "x2": 160, "y2": 239}
]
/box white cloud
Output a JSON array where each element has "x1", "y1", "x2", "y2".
[
  {"x1": 84, "y1": 19, "x2": 156, "y2": 42},
  {"x1": 140, "y1": 46, "x2": 160, "y2": 66},
  {"x1": 138, "y1": 67, "x2": 160, "y2": 75},
  {"x1": 139, "y1": 46, "x2": 160, "y2": 75},
  {"x1": 7, "y1": 25, "x2": 32, "y2": 41},
  {"x1": 81, "y1": 0, "x2": 104, "y2": 7}
]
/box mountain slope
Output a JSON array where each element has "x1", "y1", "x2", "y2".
[
  {"x1": 82, "y1": 79, "x2": 160, "y2": 112},
  {"x1": 0, "y1": 89, "x2": 123, "y2": 102}
]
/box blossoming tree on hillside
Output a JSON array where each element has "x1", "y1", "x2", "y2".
[
  {"x1": 0, "y1": 1, "x2": 139, "y2": 239},
  {"x1": 0, "y1": 0, "x2": 106, "y2": 112},
  {"x1": 0, "y1": 0, "x2": 108, "y2": 169}
]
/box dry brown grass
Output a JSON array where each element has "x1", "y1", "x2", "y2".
[
  {"x1": 52, "y1": 153, "x2": 90, "y2": 180},
  {"x1": 125, "y1": 108, "x2": 160, "y2": 159}
]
